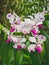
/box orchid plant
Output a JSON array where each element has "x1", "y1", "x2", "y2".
[
  {"x1": 3, "y1": 11, "x2": 47, "y2": 54},
  {"x1": 0, "y1": 0, "x2": 49, "y2": 65}
]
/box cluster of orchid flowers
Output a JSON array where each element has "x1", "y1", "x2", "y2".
[{"x1": 4, "y1": 11, "x2": 47, "y2": 53}]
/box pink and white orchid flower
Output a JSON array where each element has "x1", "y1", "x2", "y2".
[
  {"x1": 37, "y1": 35, "x2": 46, "y2": 44},
  {"x1": 5, "y1": 11, "x2": 47, "y2": 53},
  {"x1": 11, "y1": 36, "x2": 26, "y2": 49},
  {"x1": 28, "y1": 44, "x2": 36, "y2": 52}
]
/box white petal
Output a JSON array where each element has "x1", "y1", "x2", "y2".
[
  {"x1": 11, "y1": 36, "x2": 18, "y2": 42},
  {"x1": 21, "y1": 38, "x2": 26, "y2": 42},
  {"x1": 29, "y1": 37, "x2": 36, "y2": 43},
  {"x1": 42, "y1": 11, "x2": 48, "y2": 16},
  {"x1": 25, "y1": 18, "x2": 35, "y2": 25},
  {"x1": 25, "y1": 18, "x2": 32, "y2": 23},
  {"x1": 9, "y1": 15, "x2": 15, "y2": 24},
  {"x1": 28, "y1": 44, "x2": 36, "y2": 52},
  {"x1": 34, "y1": 12, "x2": 45, "y2": 24},
  {"x1": 37, "y1": 35, "x2": 46, "y2": 44},
  {"x1": 21, "y1": 43, "x2": 26, "y2": 49},
  {"x1": 36, "y1": 22, "x2": 43, "y2": 25},
  {"x1": 6, "y1": 13, "x2": 12, "y2": 19},
  {"x1": 8, "y1": 18, "x2": 14, "y2": 24},
  {"x1": 13, "y1": 44, "x2": 17, "y2": 49},
  {"x1": 2, "y1": 27, "x2": 10, "y2": 35}
]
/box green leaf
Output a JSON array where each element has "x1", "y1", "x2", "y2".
[
  {"x1": 26, "y1": 41, "x2": 30, "y2": 47},
  {"x1": 45, "y1": 13, "x2": 49, "y2": 21},
  {"x1": 13, "y1": 32, "x2": 23, "y2": 36},
  {"x1": 0, "y1": 32, "x2": 14, "y2": 65},
  {"x1": 14, "y1": 50, "x2": 24, "y2": 65},
  {"x1": 0, "y1": 24, "x2": 3, "y2": 30},
  {"x1": 40, "y1": 29, "x2": 49, "y2": 65},
  {"x1": 45, "y1": 21, "x2": 49, "y2": 28},
  {"x1": 30, "y1": 52, "x2": 42, "y2": 65},
  {"x1": 0, "y1": 33, "x2": 7, "y2": 65}
]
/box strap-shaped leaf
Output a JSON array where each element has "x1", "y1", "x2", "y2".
[
  {"x1": 40, "y1": 29, "x2": 49, "y2": 65},
  {"x1": 30, "y1": 52, "x2": 42, "y2": 65},
  {"x1": 14, "y1": 50, "x2": 24, "y2": 65}
]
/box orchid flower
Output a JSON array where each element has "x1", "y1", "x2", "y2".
[
  {"x1": 37, "y1": 35, "x2": 46, "y2": 44},
  {"x1": 28, "y1": 44, "x2": 36, "y2": 52},
  {"x1": 29, "y1": 37, "x2": 37, "y2": 43},
  {"x1": 7, "y1": 14, "x2": 15, "y2": 24},
  {"x1": 34, "y1": 12, "x2": 45, "y2": 22},
  {"x1": 32, "y1": 12, "x2": 45, "y2": 27},
  {"x1": 13, "y1": 21, "x2": 33, "y2": 34},
  {"x1": 11, "y1": 36, "x2": 26, "y2": 50},
  {"x1": 13, "y1": 43, "x2": 26, "y2": 50},
  {"x1": 5, "y1": 11, "x2": 47, "y2": 53},
  {"x1": 6, "y1": 13, "x2": 21, "y2": 25},
  {"x1": 20, "y1": 23, "x2": 32, "y2": 34}
]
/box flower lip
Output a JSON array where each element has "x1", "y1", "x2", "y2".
[
  {"x1": 28, "y1": 44, "x2": 36, "y2": 52},
  {"x1": 10, "y1": 27, "x2": 15, "y2": 32},
  {"x1": 17, "y1": 45, "x2": 21, "y2": 50},
  {"x1": 38, "y1": 24, "x2": 43, "y2": 28},
  {"x1": 31, "y1": 29, "x2": 38, "y2": 35},
  {"x1": 35, "y1": 44, "x2": 43, "y2": 53},
  {"x1": 6, "y1": 39, "x2": 11, "y2": 43},
  {"x1": 30, "y1": 49, "x2": 34, "y2": 53}
]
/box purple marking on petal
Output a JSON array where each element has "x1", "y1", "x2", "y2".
[
  {"x1": 10, "y1": 27, "x2": 15, "y2": 32},
  {"x1": 17, "y1": 45, "x2": 21, "y2": 50},
  {"x1": 17, "y1": 20, "x2": 20, "y2": 23},
  {"x1": 36, "y1": 46, "x2": 42, "y2": 53},
  {"x1": 30, "y1": 49, "x2": 33, "y2": 53},
  {"x1": 8, "y1": 15, "x2": 11, "y2": 17},
  {"x1": 40, "y1": 36, "x2": 44, "y2": 39},
  {"x1": 38, "y1": 24, "x2": 43, "y2": 28},
  {"x1": 31, "y1": 29, "x2": 37, "y2": 35},
  {"x1": 6, "y1": 39, "x2": 11, "y2": 43},
  {"x1": 40, "y1": 17, "x2": 43, "y2": 20}
]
